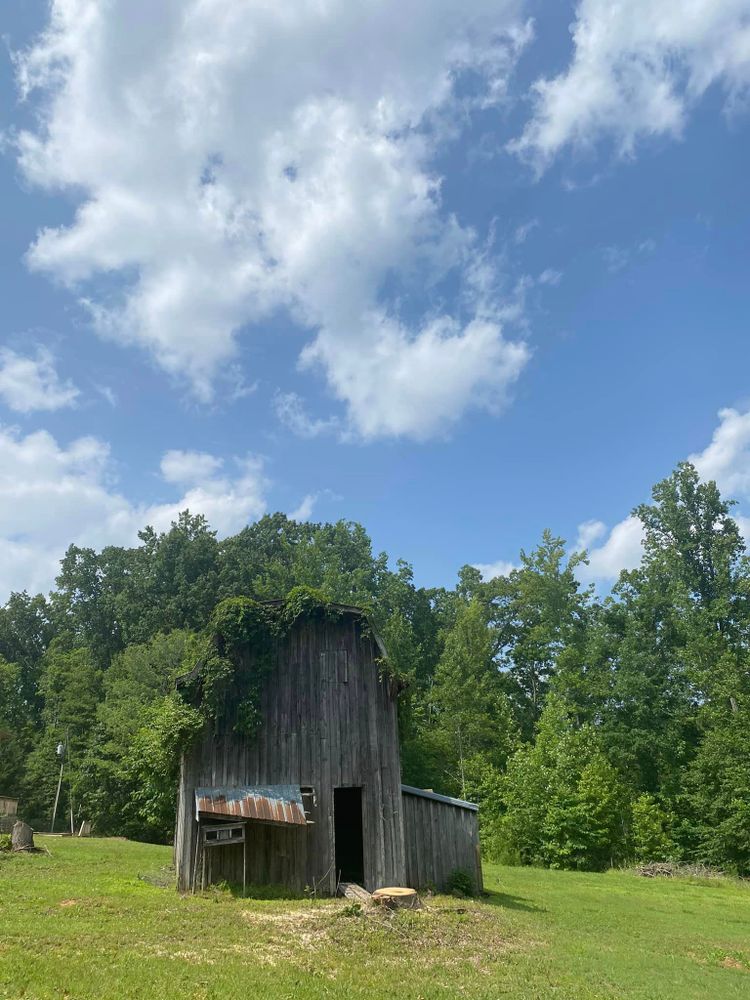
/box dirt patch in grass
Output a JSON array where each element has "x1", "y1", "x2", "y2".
[
  {"x1": 711, "y1": 949, "x2": 750, "y2": 973},
  {"x1": 144, "y1": 945, "x2": 218, "y2": 966},
  {"x1": 688, "y1": 946, "x2": 750, "y2": 974},
  {"x1": 241, "y1": 904, "x2": 334, "y2": 927},
  {"x1": 238, "y1": 897, "x2": 524, "y2": 975},
  {"x1": 720, "y1": 957, "x2": 747, "y2": 971}
]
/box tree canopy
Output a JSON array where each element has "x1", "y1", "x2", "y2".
[{"x1": 3, "y1": 463, "x2": 750, "y2": 874}]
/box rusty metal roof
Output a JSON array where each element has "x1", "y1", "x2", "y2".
[{"x1": 194, "y1": 785, "x2": 307, "y2": 826}]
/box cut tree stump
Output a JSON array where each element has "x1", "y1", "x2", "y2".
[
  {"x1": 11, "y1": 820, "x2": 35, "y2": 852},
  {"x1": 371, "y1": 886, "x2": 420, "y2": 910}
]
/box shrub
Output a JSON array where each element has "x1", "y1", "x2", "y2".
[
  {"x1": 445, "y1": 868, "x2": 475, "y2": 897},
  {"x1": 631, "y1": 793, "x2": 676, "y2": 863},
  {"x1": 501, "y1": 698, "x2": 631, "y2": 871}
]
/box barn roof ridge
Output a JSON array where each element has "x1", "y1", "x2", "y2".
[{"x1": 257, "y1": 597, "x2": 367, "y2": 615}]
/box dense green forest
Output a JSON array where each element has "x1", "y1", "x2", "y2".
[{"x1": 2, "y1": 461, "x2": 749, "y2": 874}]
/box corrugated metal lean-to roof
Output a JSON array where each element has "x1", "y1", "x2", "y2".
[
  {"x1": 400, "y1": 784, "x2": 479, "y2": 811},
  {"x1": 194, "y1": 785, "x2": 307, "y2": 826}
]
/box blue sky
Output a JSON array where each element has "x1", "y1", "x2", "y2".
[{"x1": 1, "y1": 0, "x2": 750, "y2": 598}]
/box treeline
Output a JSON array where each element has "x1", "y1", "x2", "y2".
[{"x1": 1, "y1": 462, "x2": 749, "y2": 873}]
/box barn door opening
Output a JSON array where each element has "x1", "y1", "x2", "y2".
[{"x1": 334, "y1": 787, "x2": 364, "y2": 885}]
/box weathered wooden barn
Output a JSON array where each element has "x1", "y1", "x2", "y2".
[{"x1": 174, "y1": 598, "x2": 481, "y2": 895}]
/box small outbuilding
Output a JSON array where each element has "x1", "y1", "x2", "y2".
[
  {"x1": 0, "y1": 796, "x2": 19, "y2": 834},
  {"x1": 0, "y1": 796, "x2": 18, "y2": 816},
  {"x1": 174, "y1": 595, "x2": 481, "y2": 895}
]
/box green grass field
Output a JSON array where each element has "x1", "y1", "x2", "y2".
[{"x1": 1, "y1": 837, "x2": 749, "y2": 999}]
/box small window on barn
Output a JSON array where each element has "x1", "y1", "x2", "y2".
[
  {"x1": 203, "y1": 823, "x2": 245, "y2": 847},
  {"x1": 320, "y1": 649, "x2": 348, "y2": 683},
  {"x1": 301, "y1": 786, "x2": 316, "y2": 823}
]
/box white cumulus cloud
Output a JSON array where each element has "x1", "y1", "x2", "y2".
[
  {"x1": 306, "y1": 315, "x2": 529, "y2": 442},
  {"x1": 576, "y1": 406, "x2": 750, "y2": 584},
  {"x1": 575, "y1": 515, "x2": 644, "y2": 584},
  {"x1": 689, "y1": 407, "x2": 750, "y2": 499},
  {"x1": 0, "y1": 425, "x2": 268, "y2": 599},
  {"x1": 0, "y1": 346, "x2": 79, "y2": 413},
  {"x1": 274, "y1": 392, "x2": 338, "y2": 440},
  {"x1": 473, "y1": 558, "x2": 517, "y2": 581},
  {"x1": 14, "y1": 0, "x2": 532, "y2": 439},
  {"x1": 288, "y1": 493, "x2": 318, "y2": 523},
  {"x1": 160, "y1": 450, "x2": 224, "y2": 486},
  {"x1": 511, "y1": 0, "x2": 750, "y2": 169}
]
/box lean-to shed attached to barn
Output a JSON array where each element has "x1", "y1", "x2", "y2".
[
  {"x1": 174, "y1": 593, "x2": 481, "y2": 896},
  {"x1": 401, "y1": 785, "x2": 483, "y2": 892}
]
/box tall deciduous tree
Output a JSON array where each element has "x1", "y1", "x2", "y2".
[
  {"x1": 431, "y1": 598, "x2": 517, "y2": 797},
  {"x1": 492, "y1": 531, "x2": 591, "y2": 735}
]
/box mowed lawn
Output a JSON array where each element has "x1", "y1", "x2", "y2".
[{"x1": 1, "y1": 838, "x2": 749, "y2": 999}]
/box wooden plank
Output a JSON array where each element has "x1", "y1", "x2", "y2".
[{"x1": 338, "y1": 882, "x2": 372, "y2": 904}]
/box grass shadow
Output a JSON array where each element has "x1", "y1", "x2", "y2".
[
  {"x1": 138, "y1": 865, "x2": 176, "y2": 888},
  {"x1": 483, "y1": 888, "x2": 547, "y2": 913},
  {"x1": 225, "y1": 881, "x2": 306, "y2": 901},
  {"x1": 160, "y1": 870, "x2": 308, "y2": 901}
]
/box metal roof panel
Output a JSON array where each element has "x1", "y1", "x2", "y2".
[
  {"x1": 401, "y1": 783, "x2": 479, "y2": 812},
  {"x1": 194, "y1": 785, "x2": 307, "y2": 826}
]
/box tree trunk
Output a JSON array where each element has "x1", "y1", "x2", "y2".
[{"x1": 372, "y1": 887, "x2": 420, "y2": 909}]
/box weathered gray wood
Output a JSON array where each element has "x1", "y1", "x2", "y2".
[
  {"x1": 401, "y1": 789, "x2": 482, "y2": 893},
  {"x1": 175, "y1": 611, "x2": 406, "y2": 895},
  {"x1": 338, "y1": 881, "x2": 372, "y2": 903}
]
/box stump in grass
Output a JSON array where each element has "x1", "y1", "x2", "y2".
[
  {"x1": 11, "y1": 821, "x2": 35, "y2": 852},
  {"x1": 371, "y1": 886, "x2": 420, "y2": 910}
]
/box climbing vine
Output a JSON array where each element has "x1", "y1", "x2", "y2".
[{"x1": 177, "y1": 586, "x2": 348, "y2": 741}]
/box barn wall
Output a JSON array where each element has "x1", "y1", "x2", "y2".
[
  {"x1": 401, "y1": 789, "x2": 483, "y2": 893},
  {"x1": 175, "y1": 614, "x2": 405, "y2": 894},
  {"x1": 189, "y1": 823, "x2": 308, "y2": 892}
]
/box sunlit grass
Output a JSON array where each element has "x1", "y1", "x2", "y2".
[{"x1": 1, "y1": 838, "x2": 749, "y2": 998}]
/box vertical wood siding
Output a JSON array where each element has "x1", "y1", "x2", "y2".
[
  {"x1": 175, "y1": 614, "x2": 405, "y2": 894},
  {"x1": 401, "y1": 790, "x2": 483, "y2": 893}
]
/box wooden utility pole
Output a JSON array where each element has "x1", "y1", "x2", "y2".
[
  {"x1": 50, "y1": 736, "x2": 67, "y2": 834},
  {"x1": 50, "y1": 758, "x2": 64, "y2": 834}
]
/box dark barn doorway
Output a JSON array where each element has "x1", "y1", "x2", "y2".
[{"x1": 334, "y1": 786, "x2": 364, "y2": 885}]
